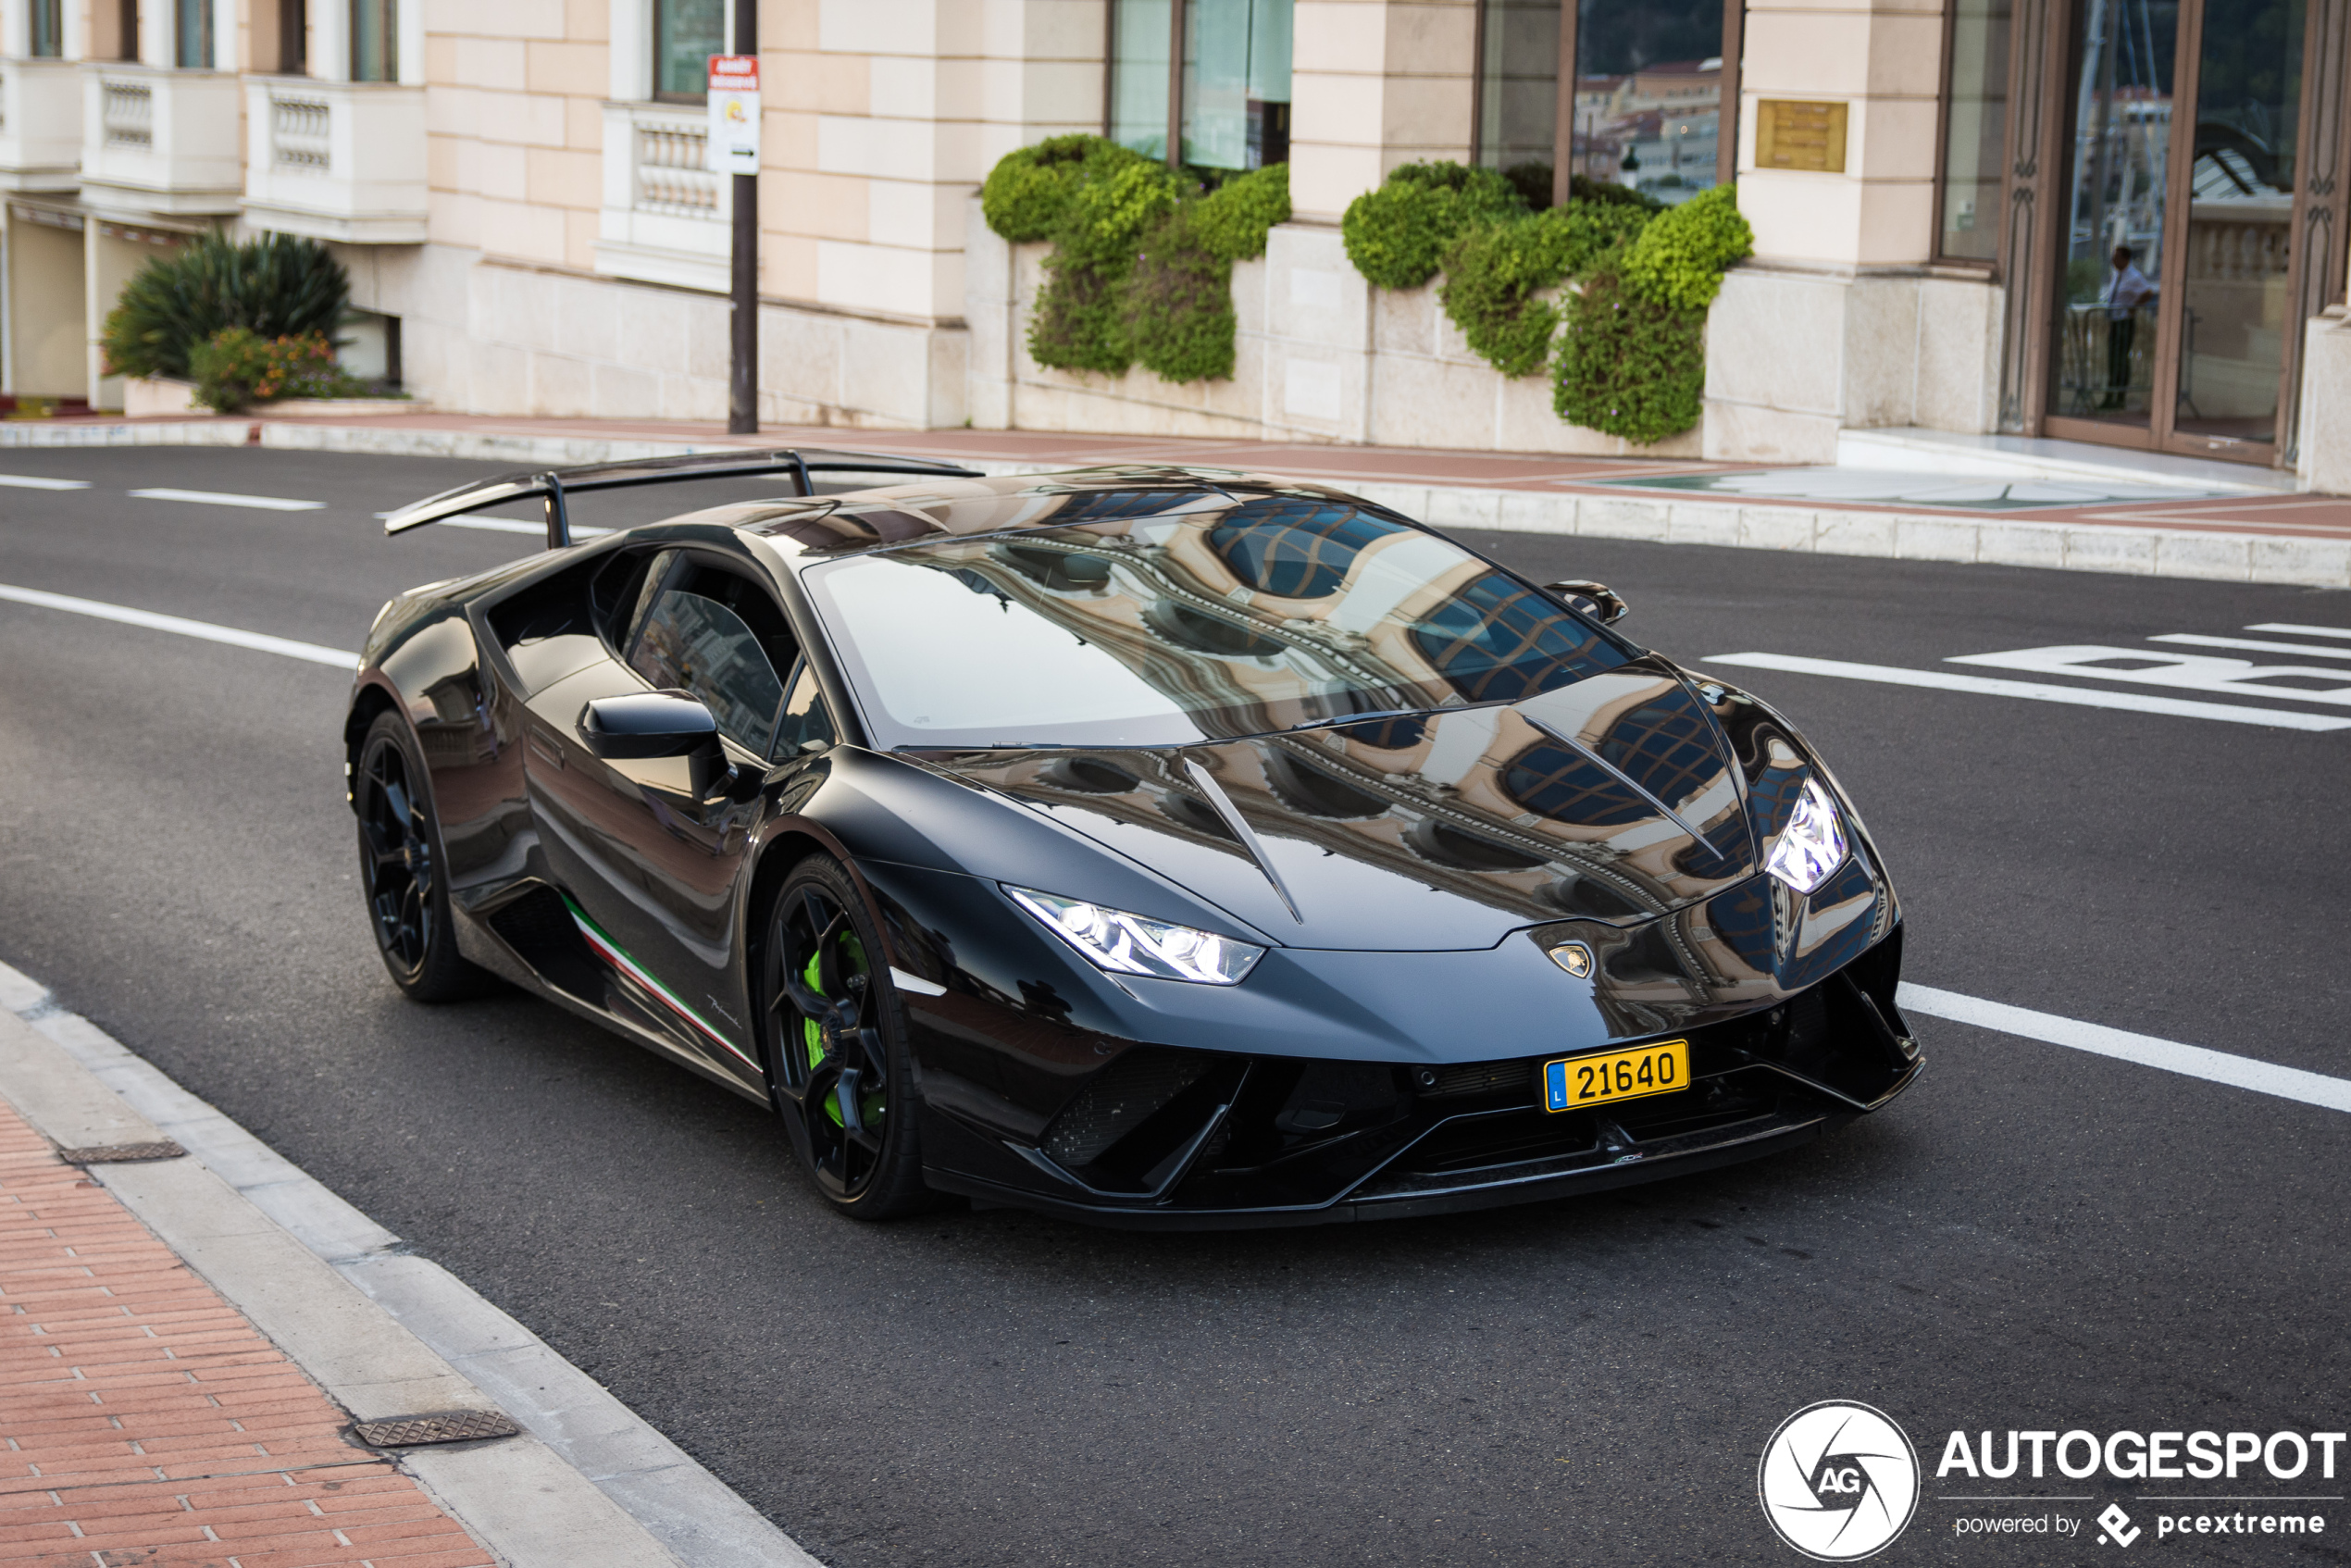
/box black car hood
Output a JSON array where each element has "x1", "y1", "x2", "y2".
[{"x1": 927, "y1": 657, "x2": 1778, "y2": 952}]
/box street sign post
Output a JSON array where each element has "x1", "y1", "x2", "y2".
[{"x1": 708, "y1": 50, "x2": 759, "y2": 433}]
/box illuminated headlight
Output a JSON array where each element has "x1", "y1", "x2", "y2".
[
  {"x1": 1005, "y1": 886, "x2": 1263, "y2": 986},
  {"x1": 1763, "y1": 778, "x2": 1848, "y2": 894}
]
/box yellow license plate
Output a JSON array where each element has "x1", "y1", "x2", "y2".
[{"x1": 1543, "y1": 1039, "x2": 1690, "y2": 1112}]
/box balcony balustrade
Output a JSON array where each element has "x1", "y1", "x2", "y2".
[{"x1": 241, "y1": 76, "x2": 426, "y2": 243}]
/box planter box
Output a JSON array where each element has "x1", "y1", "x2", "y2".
[
  {"x1": 123, "y1": 377, "x2": 200, "y2": 417},
  {"x1": 964, "y1": 194, "x2": 1703, "y2": 458},
  {"x1": 263, "y1": 397, "x2": 426, "y2": 417}
]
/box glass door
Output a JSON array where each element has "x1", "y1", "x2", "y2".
[
  {"x1": 2045, "y1": 0, "x2": 2310, "y2": 463},
  {"x1": 2048, "y1": 0, "x2": 2182, "y2": 438},
  {"x1": 2169, "y1": 0, "x2": 2303, "y2": 453}
]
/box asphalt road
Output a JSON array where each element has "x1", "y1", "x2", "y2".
[{"x1": 1, "y1": 445, "x2": 2345, "y2": 1566}]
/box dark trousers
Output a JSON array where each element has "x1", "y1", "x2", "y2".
[{"x1": 2105, "y1": 313, "x2": 2137, "y2": 404}]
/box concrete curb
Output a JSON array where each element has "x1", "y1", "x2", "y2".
[
  {"x1": 5, "y1": 417, "x2": 2345, "y2": 590},
  {"x1": 0, "y1": 958, "x2": 822, "y2": 1568}
]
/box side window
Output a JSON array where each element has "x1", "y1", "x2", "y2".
[
  {"x1": 626, "y1": 557, "x2": 796, "y2": 756},
  {"x1": 770, "y1": 659, "x2": 839, "y2": 760}
]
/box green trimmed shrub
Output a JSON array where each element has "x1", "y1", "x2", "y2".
[
  {"x1": 1028, "y1": 157, "x2": 1181, "y2": 375},
  {"x1": 1553, "y1": 266, "x2": 1707, "y2": 444},
  {"x1": 1437, "y1": 200, "x2": 1656, "y2": 378},
  {"x1": 1188, "y1": 162, "x2": 1289, "y2": 262},
  {"x1": 189, "y1": 328, "x2": 363, "y2": 412},
  {"x1": 100, "y1": 230, "x2": 349, "y2": 382},
  {"x1": 1621, "y1": 182, "x2": 1754, "y2": 311},
  {"x1": 999, "y1": 139, "x2": 1287, "y2": 383},
  {"x1": 981, "y1": 134, "x2": 1152, "y2": 243},
  {"x1": 1339, "y1": 162, "x2": 1525, "y2": 290},
  {"x1": 1118, "y1": 206, "x2": 1237, "y2": 382}
]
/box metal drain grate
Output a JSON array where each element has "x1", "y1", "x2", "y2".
[
  {"x1": 58, "y1": 1140, "x2": 185, "y2": 1164},
  {"x1": 352, "y1": 1410, "x2": 521, "y2": 1448}
]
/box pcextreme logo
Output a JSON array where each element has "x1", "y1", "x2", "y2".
[{"x1": 1759, "y1": 1400, "x2": 1922, "y2": 1561}]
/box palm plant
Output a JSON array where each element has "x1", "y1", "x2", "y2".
[{"x1": 100, "y1": 230, "x2": 350, "y2": 381}]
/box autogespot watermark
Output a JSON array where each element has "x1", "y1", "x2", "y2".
[
  {"x1": 1758, "y1": 1401, "x2": 1922, "y2": 1561},
  {"x1": 1760, "y1": 1406, "x2": 2344, "y2": 1557}
]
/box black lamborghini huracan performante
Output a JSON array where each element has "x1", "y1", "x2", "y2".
[{"x1": 350, "y1": 451, "x2": 1920, "y2": 1227}]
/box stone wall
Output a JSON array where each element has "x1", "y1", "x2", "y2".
[
  {"x1": 339, "y1": 243, "x2": 967, "y2": 429},
  {"x1": 1701, "y1": 265, "x2": 2004, "y2": 463},
  {"x1": 964, "y1": 196, "x2": 1701, "y2": 455},
  {"x1": 2297, "y1": 308, "x2": 2351, "y2": 494}
]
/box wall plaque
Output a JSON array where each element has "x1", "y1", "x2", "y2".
[{"x1": 1755, "y1": 100, "x2": 1849, "y2": 173}]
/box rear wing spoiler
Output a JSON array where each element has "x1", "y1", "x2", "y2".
[{"x1": 381, "y1": 447, "x2": 987, "y2": 549}]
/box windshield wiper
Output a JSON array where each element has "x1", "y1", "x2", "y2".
[{"x1": 1283, "y1": 706, "x2": 1429, "y2": 735}]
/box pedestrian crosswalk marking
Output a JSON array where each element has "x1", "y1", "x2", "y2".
[{"x1": 1702, "y1": 653, "x2": 2351, "y2": 730}]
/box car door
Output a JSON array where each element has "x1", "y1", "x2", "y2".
[{"x1": 520, "y1": 546, "x2": 795, "y2": 1089}]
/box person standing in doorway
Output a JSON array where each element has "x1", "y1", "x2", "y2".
[{"x1": 2102, "y1": 244, "x2": 2158, "y2": 410}]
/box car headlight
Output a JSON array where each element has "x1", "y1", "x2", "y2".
[
  {"x1": 1004, "y1": 886, "x2": 1263, "y2": 986},
  {"x1": 1763, "y1": 778, "x2": 1848, "y2": 894}
]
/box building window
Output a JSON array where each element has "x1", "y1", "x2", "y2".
[
  {"x1": 1182, "y1": 0, "x2": 1292, "y2": 170},
  {"x1": 351, "y1": 0, "x2": 395, "y2": 80},
  {"x1": 175, "y1": 0, "x2": 210, "y2": 66},
  {"x1": 278, "y1": 0, "x2": 306, "y2": 74},
  {"x1": 1110, "y1": 0, "x2": 1293, "y2": 170},
  {"x1": 654, "y1": 0, "x2": 725, "y2": 103},
  {"x1": 1937, "y1": 0, "x2": 2010, "y2": 260},
  {"x1": 31, "y1": 0, "x2": 63, "y2": 56},
  {"x1": 1475, "y1": 0, "x2": 1735, "y2": 207},
  {"x1": 117, "y1": 0, "x2": 138, "y2": 61}
]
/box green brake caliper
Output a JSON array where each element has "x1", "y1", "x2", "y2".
[{"x1": 802, "y1": 935, "x2": 879, "y2": 1129}]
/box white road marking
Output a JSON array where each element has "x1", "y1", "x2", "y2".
[
  {"x1": 0, "y1": 582, "x2": 358, "y2": 668},
  {"x1": 128, "y1": 487, "x2": 325, "y2": 511},
  {"x1": 1950, "y1": 644, "x2": 2351, "y2": 705},
  {"x1": 2247, "y1": 621, "x2": 2351, "y2": 641},
  {"x1": 1702, "y1": 653, "x2": 2351, "y2": 730},
  {"x1": 1898, "y1": 983, "x2": 2351, "y2": 1114},
  {"x1": 0, "y1": 475, "x2": 92, "y2": 490},
  {"x1": 2151, "y1": 632, "x2": 2351, "y2": 661}
]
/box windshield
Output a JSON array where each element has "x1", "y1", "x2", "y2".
[{"x1": 802, "y1": 495, "x2": 1631, "y2": 749}]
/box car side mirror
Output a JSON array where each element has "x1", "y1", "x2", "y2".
[
  {"x1": 1546, "y1": 579, "x2": 1628, "y2": 625},
  {"x1": 581, "y1": 691, "x2": 730, "y2": 796}
]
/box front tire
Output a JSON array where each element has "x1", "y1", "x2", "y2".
[
  {"x1": 355, "y1": 711, "x2": 491, "y2": 1002},
  {"x1": 760, "y1": 855, "x2": 931, "y2": 1219}
]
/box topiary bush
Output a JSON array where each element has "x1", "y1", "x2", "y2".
[
  {"x1": 100, "y1": 230, "x2": 349, "y2": 382},
  {"x1": 1339, "y1": 162, "x2": 1526, "y2": 290},
  {"x1": 982, "y1": 134, "x2": 1151, "y2": 244},
  {"x1": 1620, "y1": 182, "x2": 1754, "y2": 311},
  {"x1": 1552, "y1": 265, "x2": 1707, "y2": 444},
  {"x1": 990, "y1": 139, "x2": 1291, "y2": 384},
  {"x1": 1188, "y1": 162, "x2": 1289, "y2": 262},
  {"x1": 1027, "y1": 157, "x2": 1181, "y2": 374},
  {"x1": 1117, "y1": 206, "x2": 1238, "y2": 382},
  {"x1": 1437, "y1": 201, "x2": 1657, "y2": 377},
  {"x1": 1337, "y1": 167, "x2": 1747, "y2": 443}
]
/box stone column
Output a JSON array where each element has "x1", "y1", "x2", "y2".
[
  {"x1": 1704, "y1": 0, "x2": 2007, "y2": 462},
  {"x1": 1289, "y1": 0, "x2": 1477, "y2": 224}
]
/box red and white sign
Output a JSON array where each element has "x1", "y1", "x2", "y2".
[{"x1": 707, "y1": 55, "x2": 760, "y2": 175}]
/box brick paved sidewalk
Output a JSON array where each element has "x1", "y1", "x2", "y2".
[{"x1": 0, "y1": 1102, "x2": 491, "y2": 1568}]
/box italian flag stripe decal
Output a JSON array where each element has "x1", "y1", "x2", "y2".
[{"x1": 558, "y1": 892, "x2": 761, "y2": 1071}]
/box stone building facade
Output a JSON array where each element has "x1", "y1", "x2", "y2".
[{"x1": 1, "y1": 0, "x2": 2343, "y2": 487}]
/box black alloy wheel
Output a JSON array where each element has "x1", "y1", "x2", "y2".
[
  {"x1": 355, "y1": 712, "x2": 489, "y2": 1002},
  {"x1": 762, "y1": 855, "x2": 930, "y2": 1218}
]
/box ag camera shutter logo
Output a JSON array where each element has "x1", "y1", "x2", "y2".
[{"x1": 1759, "y1": 1400, "x2": 1921, "y2": 1561}]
